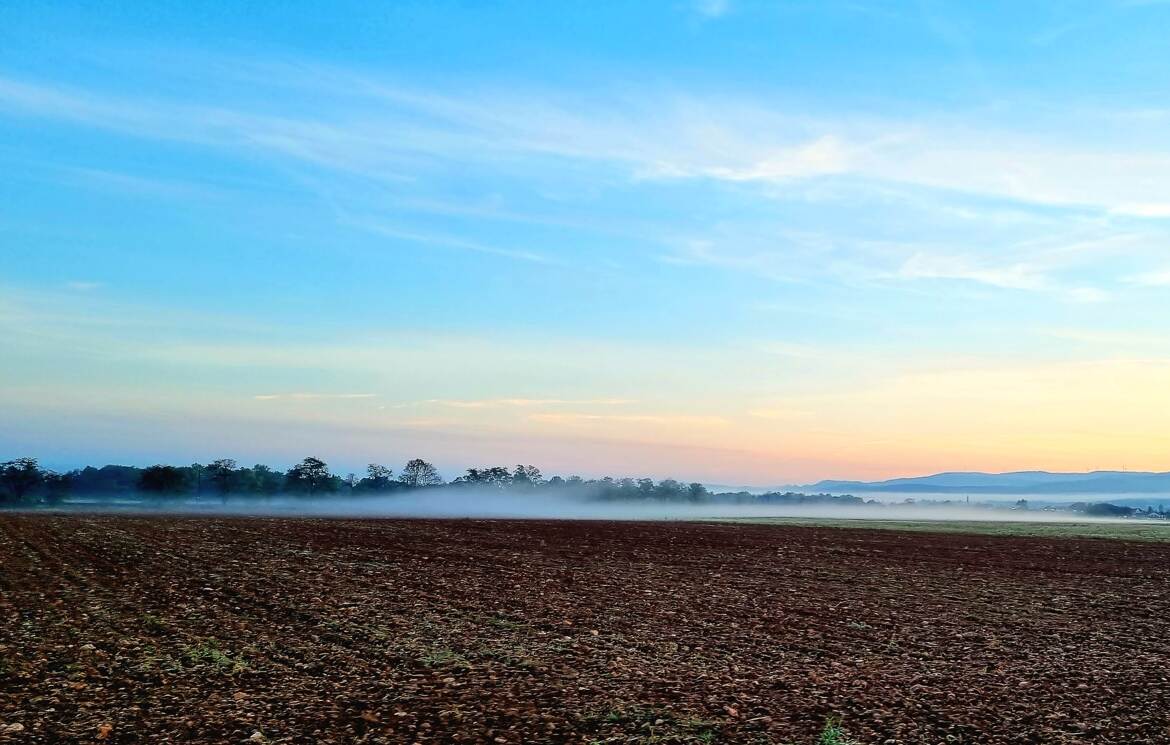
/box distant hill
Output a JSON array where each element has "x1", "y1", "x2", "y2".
[{"x1": 805, "y1": 470, "x2": 1170, "y2": 495}]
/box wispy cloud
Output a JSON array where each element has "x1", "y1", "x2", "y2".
[
  {"x1": 753, "y1": 341, "x2": 827, "y2": 359},
  {"x1": 1126, "y1": 268, "x2": 1170, "y2": 286},
  {"x1": 62, "y1": 167, "x2": 226, "y2": 201},
  {"x1": 656, "y1": 208, "x2": 1162, "y2": 300},
  {"x1": 253, "y1": 393, "x2": 378, "y2": 401},
  {"x1": 692, "y1": 0, "x2": 731, "y2": 19},
  {"x1": 893, "y1": 252, "x2": 1109, "y2": 302},
  {"x1": 656, "y1": 228, "x2": 846, "y2": 284},
  {"x1": 348, "y1": 218, "x2": 553, "y2": 264},
  {"x1": 746, "y1": 407, "x2": 817, "y2": 421},
  {"x1": 529, "y1": 412, "x2": 730, "y2": 426},
  {"x1": 5, "y1": 69, "x2": 1170, "y2": 220},
  {"x1": 65, "y1": 281, "x2": 103, "y2": 291},
  {"x1": 1111, "y1": 203, "x2": 1170, "y2": 218},
  {"x1": 896, "y1": 253, "x2": 1046, "y2": 291},
  {"x1": 640, "y1": 134, "x2": 849, "y2": 182},
  {"x1": 395, "y1": 397, "x2": 635, "y2": 409},
  {"x1": 1042, "y1": 327, "x2": 1170, "y2": 347}
]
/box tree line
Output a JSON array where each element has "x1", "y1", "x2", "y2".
[{"x1": 0, "y1": 456, "x2": 864, "y2": 507}]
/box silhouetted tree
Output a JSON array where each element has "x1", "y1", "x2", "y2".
[
  {"x1": 637, "y1": 478, "x2": 656, "y2": 500},
  {"x1": 207, "y1": 459, "x2": 238, "y2": 498},
  {"x1": 359, "y1": 464, "x2": 394, "y2": 491},
  {"x1": 0, "y1": 458, "x2": 43, "y2": 504},
  {"x1": 249, "y1": 464, "x2": 283, "y2": 495},
  {"x1": 457, "y1": 466, "x2": 511, "y2": 488},
  {"x1": 42, "y1": 471, "x2": 73, "y2": 504},
  {"x1": 189, "y1": 463, "x2": 206, "y2": 494},
  {"x1": 400, "y1": 458, "x2": 442, "y2": 487},
  {"x1": 687, "y1": 482, "x2": 709, "y2": 503},
  {"x1": 285, "y1": 457, "x2": 337, "y2": 496},
  {"x1": 139, "y1": 465, "x2": 189, "y2": 495},
  {"x1": 656, "y1": 479, "x2": 684, "y2": 501},
  {"x1": 1083, "y1": 502, "x2": 1134, "y2": 517},
  {"x1": 70, "y1": 465, "x2": 139, "y2": 494},
  {"x1": 512, "y1": 465, "x2": 543, "y2": 488},
  {"x1": 616, "y1": 478, "x2": 638, "y2": 499}
]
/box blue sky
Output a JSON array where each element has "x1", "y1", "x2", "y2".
[{"x1": 3, "y1": 1, "x2": 1170, "y2": 483}]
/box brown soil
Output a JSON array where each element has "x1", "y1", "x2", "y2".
[{"x1": 1, "y1": 514, "x2": 1168, "y2": 744}]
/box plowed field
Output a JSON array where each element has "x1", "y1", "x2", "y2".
[{"x1": 2, "y1": 514, "x2": 1168, "y2": 744}]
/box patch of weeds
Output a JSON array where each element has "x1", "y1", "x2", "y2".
[
  {"x1": 546, "y1": 641, "x2": 574, "y2": 655},
  {"x1": 180, "y1": 639, "x2": 248, "y2": 674},
  {"x1": 586, "y1": 705, "x2": 668, "y2": 725},
  {"x1": 678, "y1": 719, "x2": 720, "y2": 744},
  {"x1": 584, "y1": 707, "x2": 721, "y2": 744},
  {"x1": 815, "y1": 717, "x2": 858, "y2": 745},
  {"x1": 135, "y1": 646, "x2": 182, "y2": 674},
  {"x1": 141, "y1": 614, "x2": 169, "y2": 633},
  {"x1": 419, "y1": 648, "x2": 470, "y2": 670},
  {"x1": 487, "y1": 614, "x2": 526, "y2": 631},
  {"x1": 472, "y1": 644, "x2": 541, "y2": 670}
]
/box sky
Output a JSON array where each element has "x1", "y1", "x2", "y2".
[{"x1": 2, "y1": 0, "x2": 1170, "y2": 484}]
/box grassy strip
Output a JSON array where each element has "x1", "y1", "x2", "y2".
[{"x1": 711, "y1": 516, "x2": 1170, "y2": 542}]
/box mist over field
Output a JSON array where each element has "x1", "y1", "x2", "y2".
[
  {"x1": 7, "y1": 457, "x2": 1167, "y2": 530},
  {"x1": 43, "y1": 487, "x2": 1151, "y2": 525}
]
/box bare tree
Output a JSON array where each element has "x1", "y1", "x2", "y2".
[{"x1": 400, "y1": 458, "x2": 442, "y2": 488}]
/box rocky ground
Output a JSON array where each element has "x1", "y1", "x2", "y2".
[{"x1": 1, "y1": 514, "x2": 1168, "y2": 744}]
